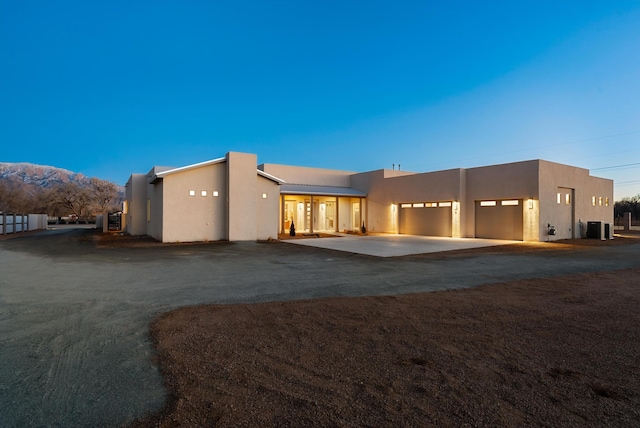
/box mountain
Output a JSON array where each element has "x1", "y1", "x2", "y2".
[{"x1": 0, "y1": 162, "x2": 93, "y2": 189}]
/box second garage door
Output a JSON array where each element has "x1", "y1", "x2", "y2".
[
  {"x1": 475, "y1": 199, "x2": 523, "y2": 240},
  {"x1": 399, "y1": 202, "x2": 452, "y2": 237}
]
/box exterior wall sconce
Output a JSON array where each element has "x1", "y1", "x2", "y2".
[
  {"x1": 528, "y1": 199, "x2": 534, "y2": 209},
  {"x1": 453, "y1": 201, "x2": 459, "y2": 213},
  {"x1": 391, "y1": 204, "x2": 396, "y2": 212}
]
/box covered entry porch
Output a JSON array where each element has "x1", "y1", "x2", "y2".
[{"x1": 280, "y1": 185, "x2": 367, "y2": 234}]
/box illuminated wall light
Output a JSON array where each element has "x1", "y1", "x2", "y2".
[
  {"x1": 201, "y1": 190, "x2": 207, "y2": 197},
  {"x1": 189, "y1": 190, "x2": 196, "y2": 196},
  {"x1": 213, "y1": 191, "x2": 219, "y2": 197},
  {"x1": 262, "y1": 193, "x2": 268, "y2": 199},
  {"x1": 528, "y1": 199, "x2": 533, "y2": 209}
]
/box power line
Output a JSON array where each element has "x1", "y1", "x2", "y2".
[{"x1": 591, "y1": 162, "x2": 640, "y2": 171}]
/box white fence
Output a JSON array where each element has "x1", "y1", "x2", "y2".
[{"x1": 0, "y1": 213, "x2": 48, "y2": 235}]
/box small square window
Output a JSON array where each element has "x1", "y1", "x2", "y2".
[
  {"x1": 201, "y1": 191, "x2": 207, "y2": 197},
  {"x1": 213, "y1": 191, "x2": 219, "y2": 197},
  {"x1": 189, "y1": 190, "x2": 196, "y2": 197}
]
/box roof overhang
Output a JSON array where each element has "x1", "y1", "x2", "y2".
[{"x1": 280, "y1": 184, "x2": 366, "y2": 197}]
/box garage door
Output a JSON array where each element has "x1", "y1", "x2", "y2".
[
  {"x1": 399, "y1": 202, "x2": 452, "y2": 237},
  {"x1": 475, "y1": 200, "x2": 523, "y2": 240}
]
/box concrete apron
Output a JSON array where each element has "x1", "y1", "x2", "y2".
[{"x1": 281, "y1": 233, "x2": 519, "y2": 257}]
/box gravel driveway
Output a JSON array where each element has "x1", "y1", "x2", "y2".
[{"x1": 1, "y1": 229, "x2": 638, "y2": 427}]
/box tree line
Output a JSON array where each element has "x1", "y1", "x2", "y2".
[
  {"x1": 0, "y1": 178, "x2": 122, "y2": 220},
  {"x1": 613, "y1": 194, "x2": 640, "y2": 223}
]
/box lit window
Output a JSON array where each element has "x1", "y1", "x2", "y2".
[
  {"x1": 480, "y1": 201, "x2": 497, "y2": 207},
  {"x1": 189, "y1": 190, "x2": 196, "y2": 196},
  {"x1": 425, "y1": 202, "x2": 436, "y2": 207},
  {"x1": 592, "y1": 196, "x2": 596, "y2": 206},
  {"x1": 557, "y1": 193, "x2": 561, "y2": 204},
  {"x1": 213, "y1": 191, "x2": 219, "y2": 197},
  {"x1": 439, "y1": 202, "x2": 452, "y2": 207},
  {"x1": 413, "y1": 203, "x2": 424, "y2": 208},
  {"x1": 598, "y1": 197, "x2": 603, "y2": 206},
  {"x1": 605, "y1": 197, "x2": 609, "y2": 206},
  {"x1": 565, "y1": 194, "x2": 571, "y2": 205},
  {"x1": 401, "y1": 203, "x2": 412, "y2": 208},
  {"x1": 201, "y1": 191, "x2": 207, "y2": 197},
  {"x1": 262, "y1": 193, "x2": 268, "y2": 199},
  {"x1": 501, "y1": 200, "x2": 519, "y2": 206}
]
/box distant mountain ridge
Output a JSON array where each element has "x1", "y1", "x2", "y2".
[{"x1": 0, "y1": 162, "x2": 93, "y2": 189}]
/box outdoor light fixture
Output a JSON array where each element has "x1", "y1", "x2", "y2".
[
  {"x1": 391, "y1": 204, "x2": 396, "y2": 212},
  {"x1": 213, "y1": 191, "x2": 219, "y2": 197},
  {"x1": 528, "y1": 199, "x2": 533, "y2": 209},
  {"x1": 262, "y1": 193, "x2": 268, "y2": 199}
]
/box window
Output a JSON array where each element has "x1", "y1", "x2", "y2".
[
  {"x1": 480, "y1": 201, "x2": 496, "y2": 207},
  {"x1": 557, "y1": 193, "x2": 561, "y2": 204},
  {"x1": 565, "y1": 194, "x2": 571, "y2": 205},
  {"x1": 201, "y1": 190, "x2": 207, "y2": 197},
  {"x1": 439, "y1": 202, "x2": 452, "y2": 207},
  {"x1": 123, "y1": 201, "x2": 128, "y2": 214},
  {"x1": 598, "y1": 197, "x2": 603, "y2": 206},
  {"x1": 501, "y1": 200, "x2": 519, "y2": 206},
  {"x1": 189, "y1": 190, "x2": 196, "y2": 196},
  {"x1": 592, "y1": 196, "x2": 596, "y2": 206},
  {"x1": 412, "y1": 203, "x2": 424, "y2": 208},
  {"x1": 401, "y1": 203, "x2": 412, "y2": 208},
  {"x1": 605, "y1": 197, "x2": 609, "y2": 206},
  {"x1": 213, "y1": 191, "x2": 219, "y2": 197},
  {"x1": 262, "y1": 193, "x2": 268, "y2": 199}
]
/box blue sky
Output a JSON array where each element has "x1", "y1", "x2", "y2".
[{"x1": 1, "y1": 1, "x2": 639, "y2": 199}]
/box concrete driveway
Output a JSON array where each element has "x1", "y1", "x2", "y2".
[
  {"x1": 1, "y1": 228, "x2": 639, "y2": 427},
  {"x1": 282, "y1": 233, "x2": 518, "y2": 257}
]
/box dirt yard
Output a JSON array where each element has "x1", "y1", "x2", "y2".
[{"x1": 132, "y1": 266, "x2": 640, "y2": 426}]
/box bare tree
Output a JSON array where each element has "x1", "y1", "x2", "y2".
[
  {"x1": 90, "y1": 178, "x2": 119, "y2": 213},
  {"x1": 51, "y1": 182, "x2": 93, "y2": 220}
]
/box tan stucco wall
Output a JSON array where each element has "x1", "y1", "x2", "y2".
[
  {"x1": 146, "y1": 173, "x2": 164, "y2": 242},
  {"x1": 256, "y1": 175, "x2": 280, "y2": 240},
  {"x1": 465, "y1": 160, "x2": 540, "y2": 240},
  {"x1": 260, "y1": 163, "x2": 353, "y2": 186},
  {"x1": 160, "y1": 162, "x2": 227, "y2": 243},
  {"x1": 228, "y1": 152, "x2": 258, "y2": 241},
  {"x1": 125, "y1": 174, "x2": 148, "y2": 236},
  {"x1": 351, "y1": 168, "x2": 464, "y2": 234},
  {"x1": 538, "y1": 160, "x2": 613, "y2": 241}
]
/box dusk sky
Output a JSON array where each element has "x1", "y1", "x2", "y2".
[{"x1": 1, "y1": 1, "x2": 639, "y2": 199}]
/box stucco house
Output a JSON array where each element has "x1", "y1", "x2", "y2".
[{"x1": 124, "y1": 151, "x2": 613, "y2": 243}]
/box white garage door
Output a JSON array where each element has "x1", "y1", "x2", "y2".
[
  {"x1": 475, "y1": 199, "x2": 523, "y2": 240},
  {"x1": 399, "y1": 202, "x2": 452, "y2": 237}
]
